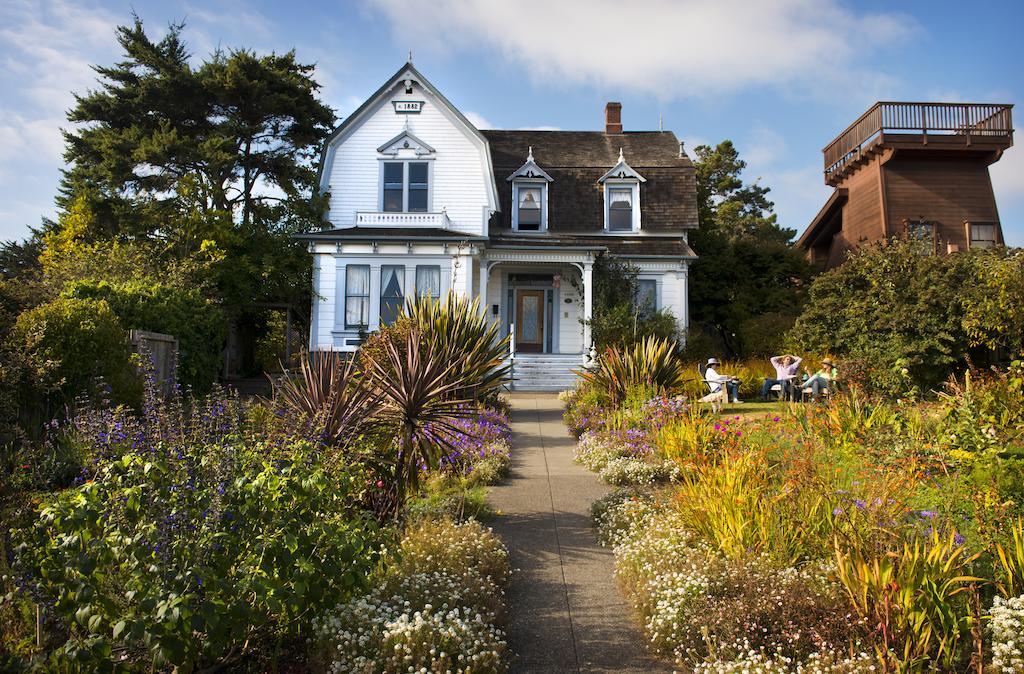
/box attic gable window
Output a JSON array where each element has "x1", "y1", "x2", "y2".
[
  {"x1": 599, "y1": 148, "x2": 645, "y2": 232},
  {"x1": 507, "y1": 146, "x2": 553, "y2": 232},
  {"x1": 381, "y1": 160, "x2": 431, "y2": 213}
]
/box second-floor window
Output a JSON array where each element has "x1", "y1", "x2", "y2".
[
  {"x1": 512, "y1": 182, "x2": 547, "y2": 231},
  {"x1": 382, "y1": 161, "x2": 429, "y2": 213},
  {"x1": 969, "y1": 223, "x2": 997, "y2": 248},
  {"x1": 608, "y1": 187, "x2": 633, "y2": 231}
]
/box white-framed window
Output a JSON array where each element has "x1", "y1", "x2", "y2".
[
  {"x1": 605, "y1": 182, "x2": 640, "y2": 232},
  {"x1": 381, "y1": 161, "x2": 430, "y2": 212},
  {"x1": 635, "y1": 279, "x2": 657, "y2": 317},
  {"x1": 512, "y1": 181, "x2": 547, "y2": 231},
  {"x1": 415, "y1": 265, "x2": 441, "y2": 299},
  {"x1": 969, "y1": 222, "x2": 998, "y2": 249},
  {"x1": 379, "y1": 265, "x2": 405, "y2": 326},
  {"x1": 344, "y1": 265, "x2": 370, "y2": 328}
]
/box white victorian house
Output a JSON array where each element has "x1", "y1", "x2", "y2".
[{"x1": 299, "y1": 62, "x2": 699, "y2": 389}]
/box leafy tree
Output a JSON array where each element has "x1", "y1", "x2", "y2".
[
  {"x1": 13, "y1": 296, "x2": 138, "y2": 406},
  {"x1": 59, "y1": 16, "x2": 333, "y2": 315},
  {"x1": 961, "y1": 248, "x2": 1024, "y2": 355},
  {"x1": 688, "y1": 141, "x2": 813, "y2": 356},
  {"x1": 791, "y1": 238, "x2": 979, "y2": 395}
]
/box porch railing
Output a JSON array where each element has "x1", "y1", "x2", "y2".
[{"x1": 823, "y1": 102, "x2": 1014, "y2": 181}]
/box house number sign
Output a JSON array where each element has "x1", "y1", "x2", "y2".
[{"x1": 393, "y1": 100, "x2": 423, "y2": 114}]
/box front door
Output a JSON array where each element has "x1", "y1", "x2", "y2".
[{"x1": 515, "y1": 289, "x2": 545, "y2": 353}]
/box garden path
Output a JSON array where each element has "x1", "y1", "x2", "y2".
[{"x1": 489, "y1": 393, "x2": 671, "y2": 674}]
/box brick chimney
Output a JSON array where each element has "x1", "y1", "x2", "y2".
[{"x1": 605, "y1": 102, "x2": 622, "y2": 134}]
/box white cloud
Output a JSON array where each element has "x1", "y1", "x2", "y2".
[
  {"x1": 463, "y1": 111, "x2": 493, "y2": 129},
  {"x1": 365, "y1": 0, "x2": 917, "y2": 99},
  {"x1": 743, "y1": 127, "x2": 787, "y2": 168},
  {"x1": 0, "y1": 0, "x2": 121, "y2": 239}
]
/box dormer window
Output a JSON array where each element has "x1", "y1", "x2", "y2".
[
  {"x1": 518, "y1": 186, "x2": 543, "y2": 228},
  {"x1": 608, "y1": 188, "x2": 633, "y2": 231},
  {"x1": 600, "y1": 148, "x2": 645, "y2": 232},
  {"x1": 508, "y1": 146, "x2": 553, "y2": 232}
]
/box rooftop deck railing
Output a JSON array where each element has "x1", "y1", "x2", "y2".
[{"x1": 823, "y1": 102, "x2": 1013, "y2": 181}]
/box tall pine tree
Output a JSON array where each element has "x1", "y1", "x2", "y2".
[
  {"x1": 688, "y1": 141, "x2": 814, "y2": 357},
  {"x1": 59, "y1": 16, "x2": 334, "y2": 317}
]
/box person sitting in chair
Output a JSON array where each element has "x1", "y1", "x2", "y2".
[
  {"x1": 802, "y1": 358, "x2": 838, "y2": 402},
  {"x1": 704, "y1": 358, "x2": 742, "y2": 404},
  {"x1": 761, "y1": 354, "x2": 802, "y2": 401}
]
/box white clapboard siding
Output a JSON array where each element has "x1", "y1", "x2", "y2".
[{"x1": 325, "y1": 80, "x2": 493, "y2": 235}]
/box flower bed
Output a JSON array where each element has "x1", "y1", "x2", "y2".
[
  {"x1": 313, "y1": 519, "x2": 509, "y2": 674},
  {"x1": 565, "y1": 365, "x2": 1024, "y2": 672}
]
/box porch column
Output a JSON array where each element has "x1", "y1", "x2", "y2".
[
  {"x1": 450, "y1": 251, "x2": 471, "y2": 299},
  {"x1": 478, "y1": 260, "x2": 489, "y2": 315},
  {"x1": 678, "y1": 263, "x2": 690, "y2": 342},
  {"x1": 582, "y1": 260, "x2": 594, "y2": 358}
]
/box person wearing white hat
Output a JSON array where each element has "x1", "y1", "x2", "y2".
[{"x1": 704, "y1": 357, "x2": 742, "y2": 403}]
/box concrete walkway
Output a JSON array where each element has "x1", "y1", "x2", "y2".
[{"x1": 489, "y1": 393, "x2": 670, "y2": 674}]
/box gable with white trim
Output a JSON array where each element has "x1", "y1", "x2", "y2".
[{"x1": 318, "y1": 64, "x2": 498, "y2": 236}]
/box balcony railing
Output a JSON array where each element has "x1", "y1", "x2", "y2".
[
  {"x1": 823, "y1": 102, "x2": 1014, "y2": 182},
  {"x1": 354, "y1": 211, "x2": 452, "y2": 228}
]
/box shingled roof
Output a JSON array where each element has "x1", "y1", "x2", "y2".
[{"x1": 482, "y1": 130, "x2": 698, "y2": 234}]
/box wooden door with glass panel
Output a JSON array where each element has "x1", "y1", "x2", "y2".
[{"x1": 515, "y1": 289, "x2": 545, "y2": 353}]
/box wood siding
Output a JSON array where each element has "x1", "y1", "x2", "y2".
[
  {"x1": 883, "y1": 157, "x2": 1001, "y2": 249},
  {"x1": 830, "y1": 163, "x2": 885, "y2": 267},
  {"x1": 323, "y1": 79, "x2": 493, "y2": 235}
]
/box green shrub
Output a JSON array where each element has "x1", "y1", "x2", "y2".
[
  {"x1": 13, "y1": 296, "x2": 137, "y2": 405},
  {"x1": 65, "y1": 279, "x2": 224, "y2": 392},
  {"x1": 790, "y1": 238, "x2": 1007, "y2": 396},
  {"x1": 392, "y1": 519, "x2": 510, "y2": 587},
  {"x1": 398, "y1": 293, "x2": 511, "y2": 404},
  {"x1": 580, "y1": 336, "x2": 686, "y2": 404},
  {"x1": 10, "y1": 444, "x2": 383, "y2": 671}
]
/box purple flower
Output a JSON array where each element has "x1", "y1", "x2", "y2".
[
  {"x1": 919, "y1": 510, "x2": 938, "y2": 519},
  {"x1": 854, "y1": 499, "x2": 867, "y2": 510},
  {"x1": 833, "y1": 507, "x2": 844, "y2": 516},
  {"x1": 953, "y1": 533, "x2": 966, "y2": 546}
]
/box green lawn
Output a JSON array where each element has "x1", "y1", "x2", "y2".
[{"x1": 717, "y1": 400, "x2": 788, "y2": 419}]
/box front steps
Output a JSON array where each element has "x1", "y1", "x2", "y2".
[{"x1": 508, "y1": 353, "x2": 584, "y2": 392}]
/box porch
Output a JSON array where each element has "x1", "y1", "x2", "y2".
[{"x1": 476, "y1": 246, "x2": 597, "y2": 391}]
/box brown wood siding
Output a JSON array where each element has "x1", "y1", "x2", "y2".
[
  {"x1": 882, "y1": 157, "x2": 1002, "y2": 250},
  {"x1": 829, "y1": 163, "x2": 885, "y2": 266}
]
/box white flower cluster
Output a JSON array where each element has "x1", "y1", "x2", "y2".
[
  {"x1": 313, "y1": 519, "x2": 509, "y2": 673},
  {"x1": 598, "y1": 456, "x2": 678, "y2": 486},
  {"x1": 693, "y1": 650, "x2": 877, "y2": 673},
  {"x1": 574, "y1": 430, "x2": 626, "y2": 471},
  {"x1": 990, "y1": 594, "x2": 1024, "y2": 673},
  {"x1": 314, "y1": 591, "x2": 506, "y2": 674},
  {"x1": 591, "y1": 490, "x2": 657, "y2": 547},
  {"x1": 596, "y1": 494, "x2": 858, "y2": 670}
]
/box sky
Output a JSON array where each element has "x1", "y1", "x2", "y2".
[{"x1": 1, "y1": 0, "x2": 1022, "y2": 244}]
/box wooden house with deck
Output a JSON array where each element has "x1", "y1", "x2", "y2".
[{"x1": 798, "y1": 102, "x2": 1014, "y2": 268}]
